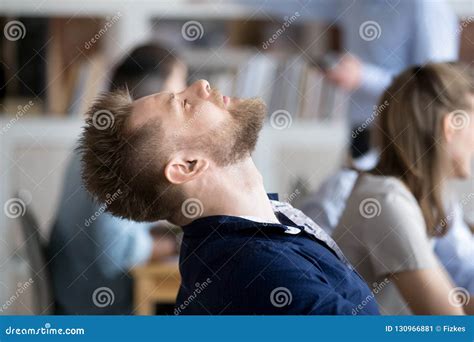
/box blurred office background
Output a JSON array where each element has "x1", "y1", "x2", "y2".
[{"x1": 0, "y1": 0, "x2": 473, "y2": 314}]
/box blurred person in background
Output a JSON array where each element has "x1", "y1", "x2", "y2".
[
  {"x1": 300, "y1": 157, "x2": 474, "y2": 296},
  {"x1": 48, "y1": 43, "x2": 187, "y2": 314},
  {"x1": 240, "y1": 0, "x2": 459, "y2": 160},
  {"x1": 331, "y1": 63, "x2": 474, "y2": 315},
  {"x1": 297, "y1": 0, "x2": 473, "y2": 294}
]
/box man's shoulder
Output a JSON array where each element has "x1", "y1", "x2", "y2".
[
  {"x1": 204, "y1": 234, "x2": 374, "y2": 315},
  {"x1": 180, "y1": 220, "x2": 379, "y2": 315},
  {"x1": 222, "y1": 232, "x2": 333, "y2": 280}
]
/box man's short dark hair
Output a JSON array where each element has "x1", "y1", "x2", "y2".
[{"x1": 78, "y1": 89, "x2": 181, "y2": 222}]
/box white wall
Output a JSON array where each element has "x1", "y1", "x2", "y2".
[{"x1": 0, "y1": 118, "x2": 82, "y2": 313}]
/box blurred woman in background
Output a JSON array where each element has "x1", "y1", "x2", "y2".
[{"x1": 333, "y1": 63, "x2": 474, "y2": 315}]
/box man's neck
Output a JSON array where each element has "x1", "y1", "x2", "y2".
[{"x1": 177, "y1": 158, "x2": 280, "y2": 226}]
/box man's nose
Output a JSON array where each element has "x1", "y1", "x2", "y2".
[{"x1": 192, "y1": 79, "x2": 210, "y2": 98}]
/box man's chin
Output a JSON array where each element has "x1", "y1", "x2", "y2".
[
  {"x1": 230, "y1": 97, "x2": 266, "y2": 119},
  {"x1": 231, "y1": 97, "x2": 266, "y2": 147},
  {"x1": 206, "y1": 96, "x2": 265, "y2": 166}
]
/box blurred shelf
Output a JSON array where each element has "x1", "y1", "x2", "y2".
[
  {"x1": 0, "y1": 117, "x2": 348, "y2": 155},
  {"x1": 0, "y1": 116, "x2": 345, "y2": 137},
  {"x1": 261, "y1": 119, "x2": 348, "y2": 142},
  {"x1": 450, "y1": 0, "x2": 474, "y2": 18},
  {"x1": 0, "y1": 0, "x2": 267, "y2": 20},
  {"x1": 0, "y1": 117, "x2": 83, "y2": 140},
  {"x1": 181, "y1": 47, "x2": 255, "y2": 68},
  {"x1": 2, "y1": 0, "x2": 472, "y2": 18}
]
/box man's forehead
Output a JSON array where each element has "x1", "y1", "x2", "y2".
[{"x1": 128, "y1": 92, "x2": 171, "y2": 131}]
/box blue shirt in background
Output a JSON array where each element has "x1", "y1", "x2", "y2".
[
  {"x1": 240, "y1": 0, "x2": 459, "y2": 126},
  {"x1": 176, "y1": 195, "x2": 379, "y2": 315}
]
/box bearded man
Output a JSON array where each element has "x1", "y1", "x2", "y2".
[{"x1": 78, "y1": 80, "x2": 379, "y2": 315}]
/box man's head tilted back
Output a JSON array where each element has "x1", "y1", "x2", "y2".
[{"x1": 79, "y1": 80, "x2": 266, "y2": 224}]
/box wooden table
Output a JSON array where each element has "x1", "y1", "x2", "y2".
[{"x1": 132, "y1": 259, "x2": 181, "y2": 315}]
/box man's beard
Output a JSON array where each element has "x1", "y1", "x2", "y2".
[{"x1": 206, "y1": 96, "x2": 266, "y2": 166}]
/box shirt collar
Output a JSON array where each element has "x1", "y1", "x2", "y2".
[
  {"x1": 181, "y1": 214, "x2": 288, "y2": 237},
  {"x1": 181, "y1": 193, "x2": 291, "y2": 237},
  {"x1": 181, "y1": 193, "x2": 353, "y2": 269},
  {"x1": 267, "y1": 193, "x2": 279, "y2": 201}
]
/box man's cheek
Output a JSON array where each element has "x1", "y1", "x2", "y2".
[{"x1": 200, "y1": 105, "x2": 227, "y2": 128}]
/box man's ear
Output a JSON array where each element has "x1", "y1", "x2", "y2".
[{"x1": 164, "y1": 152, "x2": 210, "y2": 185}]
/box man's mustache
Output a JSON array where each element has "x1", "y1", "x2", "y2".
[{"x1": 209, "y1": 88, "x2": 225, "y2": 109}]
